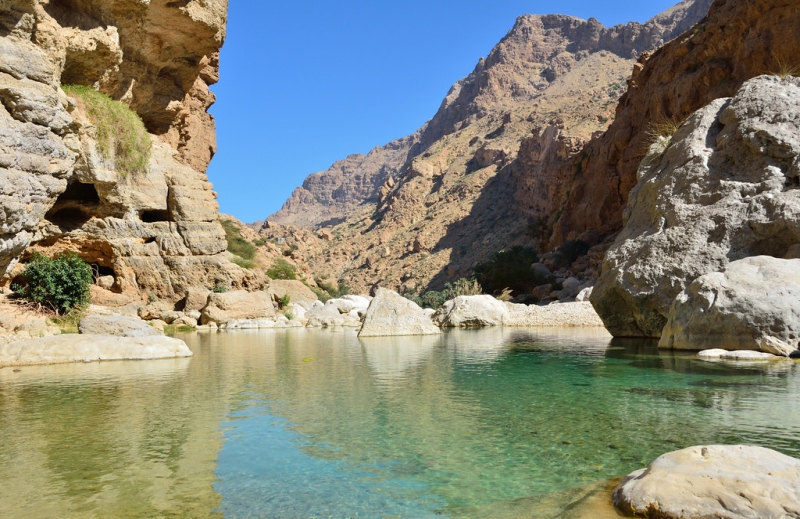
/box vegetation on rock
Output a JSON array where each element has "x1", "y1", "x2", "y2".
[
  {"x1": 406, "y1": 278, "x2": 483, "y2": 309},
  {"x1": 221, "y1": 220, "x2": 258, "y2": 262},
  {"x1": 12, "y1": 253, "x2": 93, "y2": 314},
  {"x1": 474, "y1": 246, "x2": 540, "y2": 296},
  {"x1": 267, "y1": 258, "x2": 297, "y2": 280},
  {"x1": 63, "y1": 85, "x2": 151, "y2": 176}
]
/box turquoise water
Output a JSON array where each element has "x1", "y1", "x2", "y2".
[{"x1": 0, "y1": 328, "x2": 799, "y2": 518}]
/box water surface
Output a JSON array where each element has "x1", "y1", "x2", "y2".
[{"x1": 1, "y1": 328, "x2": 798, "y2": 518}]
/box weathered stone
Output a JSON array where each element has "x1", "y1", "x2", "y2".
[
  {"x1": 305, "y1": 304, "x2": 345, "y2": 327},
  {"x1": 660, "y1": 257, "x2": 800, "y2": 356},
  {"x1": 79, "y1": 314, "x2": 161, "y2": 337},
  {"x1": 183, "y1": 287, "x2": 211, "y2": 313},
  {"x1": 0, "y1": 334, "x2": 192, "y2": 367},
  {"x1": 593, "y1": 76, "x2": 800, "y2": 337},
  {"x1": 358, "y1": 288, "x2": 440, "y2": 337},
  {"x1": 613, "y1": 445, "x2": 800, "y2": 519},
  {"x1": 434, "y1": 295, "x2": 511, "y2": 328},
  {"x1": 200, "y1": 290, "x2": 275, "y2": 325}
]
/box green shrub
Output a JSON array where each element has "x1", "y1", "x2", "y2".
[
  {"x1": 220, "y1": 220, "x2": 257, "y2": 260},
  {"x1": 231, "y1": 256, "x2": 255, "y2": 270},
  {"x1": 12, "y1": 253, "x2": 93, "y2": 314},
  {"x1": 474, "y1": 246, "x2": 539, "y2": 296},
  {"x1": 279, "y1": 294, "x2": 290, "y2": 309},
  {"x1": 405, "y1": 277, "x2": 483, "y2": 309},
  {"x1": 267, "y1": 258, "x2": 297, "y2": 280},
  {"x1": 213, "y1": 283, "x2": 228, "y2": 293},
  {"x1": 62, "y1": 85, "x2": 151, "y2": 176},
  {"x1": 318, "y1": 280, "x2": 350, "y2": 298}
]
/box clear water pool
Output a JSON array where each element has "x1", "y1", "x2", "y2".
[{"x1": 1, "y1": 328, "x2": 798, "y2": 518}]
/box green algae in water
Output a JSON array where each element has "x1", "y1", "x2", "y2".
[{"x1": 1, "y1": 328, "x2": 799, "y2": 518}]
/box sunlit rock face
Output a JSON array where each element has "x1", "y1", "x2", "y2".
[{"x1": 0, "y1": 0, "x2": 264, "y2": 301}]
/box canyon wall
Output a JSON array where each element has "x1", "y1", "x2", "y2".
[{"x1": 0, "y1": 0, "x2": 261, "y2": 302}]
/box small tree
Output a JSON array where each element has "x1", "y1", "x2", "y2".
[{"x1": 12, "y1": 253, "x2": 93, "y2": 314}]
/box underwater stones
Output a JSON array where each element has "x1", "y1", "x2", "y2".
[
  {"x1": 358, "y1": 288, "x2": 440, "y2": 337},
  {"x1": 613, "y1": 445, "x2": 800, "y2": 519}
]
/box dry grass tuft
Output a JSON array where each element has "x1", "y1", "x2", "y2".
[{"x1": 769, "y1": 56, "x2": 800, "y2": 79}]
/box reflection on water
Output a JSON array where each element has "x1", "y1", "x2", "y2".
[{"x1": 0, "y1": 328, "x2": 799, "y2": 518}]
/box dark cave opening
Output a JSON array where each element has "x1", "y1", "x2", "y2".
[{"x1": 140, "y1": 210, "x2": 172, "y2": 223}]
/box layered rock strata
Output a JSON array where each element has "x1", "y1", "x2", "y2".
[
  {"x1": 592, "y1": 76, "x2": 800, "y2": 337},
  {"x1": 0, "y1": 0, "x2": 260, "y2": 303}
]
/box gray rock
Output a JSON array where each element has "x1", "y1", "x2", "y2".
[
  {"x1": 592, "y1": 76, "x2": 800, "y2": 337},
  {"x1": 434, "y1": 295, "x2": 511, "y2": 328},
  {"x1": 575, "y1": 287, "x2": 593, "y2": 302},
  {"x1": 0, "y1": 334, "x2": 192, "y2": 367},
  {"x1": 305, "y1": 304, "x2": 345, "y2": 327},
  {"x1": 613, "y1": 445, "x2": 800, "y2": 519},
  {"x1": 79, "y1": 314, "x2": 162, "y2": 337},
  {"x1": 660, "y1": 257, "x2": 800, "y2": 356},
  {"x1": 358, "y1": 288, "x2": 441, "y2": 337}
]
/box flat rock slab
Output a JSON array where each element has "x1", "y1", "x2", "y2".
[
  {"x1": 0, "y1": 334, "x2": 192, "y2": 367},
  {"x1": 79, "y1": 314, "x2": 163, "y2": 337},
  {"x1": 697, "y1": 349, "x2": 780, "y2": 361},
  {"x1": 613, "y1": 445, "x2": 800, "y2": 519}
]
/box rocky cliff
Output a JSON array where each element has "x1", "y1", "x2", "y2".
[
  {"x1": 0, "y1": 0, "x2": 261, "y2": 302},
  {"x1": 262, "y1": 0, "x2": 712, "y2": 294},
  {"x1": 549, "y1": 0, "x2": 800, "y2": 248},
  {"x1": 270, "y1": 0, "x2": 712, "y2": 232}
]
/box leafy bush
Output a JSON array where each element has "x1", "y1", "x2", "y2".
[
  {"x1": 220, "y1": 220, "x2": 257, "y2": 261},
  {"x1": 12, "y1": 253, "x2": 93, "y2": 314},
  {"x1": 63, "y1": 85, "x2": 151, "y2": 176},
  {"x1": 231, "y1": 256, "x2": 255, "y2": 270},
  {"x1": 318, "y1": 280, "x2": 350, "y2": 298},
  {"x1": 213, "y1": 283, "x2": 228, "y2": 293},
  {"x1": 267, "y1": 258, "x2": 297, "y2": 280},
  {"x1": 279, "y1": 294, "x2": 290, "y2": 309},
  {"x1": 474, "y1": 246, "x2": 539, "y2": 296},
  {"x1": 405, "y1": 277, "x2": 483, "y2": 309}
]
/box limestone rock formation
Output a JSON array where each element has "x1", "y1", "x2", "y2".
[
  {"x1": 0, "y1": 333, "x2": 192, "y2": 367},
  {"x1": 79, "y1": 313, "x2": 162, "y2": 337},
  {"x1": 264, "y1": 0, "x2": 712, "y2": 295},
  {"x1": 0, "y1": 0, "x2": 259, "y2": 304},
  {"x1": 592, "y1": 76, "x2": 800, "y2": 337},
  {"x1": 660, "y1": 257, "x2": 800, "y2": 356},
  {"x1": 268, "y1": 280, "x2": 319, "y2": 308},
  {"x1": 552, "y1": 0, "x2": 800, "y2": 249},
  {"x1": 434, "y1": 295, "x2": 511, "y2": 328},
  {"x1": 613, "y1": 445, "x2": 800, "y2": 519},
  {"x1": 200, "y1": 290, "x2": 275, "y2": 326},
  {"x1": 358, "y1": 288, "x2": 441, "y2": 337}
]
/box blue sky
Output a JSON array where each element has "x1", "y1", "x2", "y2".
[{"x1": 207, "y1": 0, "x2": 683, "y2": 223}]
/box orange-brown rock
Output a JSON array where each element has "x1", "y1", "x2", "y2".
[{"x1": 550, "y1": 0, "x2": 800, "y2": 247}]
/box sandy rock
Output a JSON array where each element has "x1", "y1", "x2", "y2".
[
  {"x1": 183, "y1": 287, "x2": 211, "y2": 313},
  {"x1": 434, "y1": 295, "x2": 511, "y2": 328},
  {"x1": 305, "y1": 304, "x2": 345, "y2": 327},
  {"x1": 96, "y1": 275, "x2": 114, "y2": 290},
  {"x1": 200, "y1": 290, "x2": 275, "y2": 326},
  {"x1": 79, "y1": 314, "x2": 162, "y2": 337},
  {"x1": 0, "y1": 334, "x2": 192, "y2": 367},
  {"x1": 660, "y1": 257, "x2": 800, "y2": 356},
  {"x1": 268, "y1": 280, "x2": 319, "y2": 308},
  {"x1": 593, "y1": 76, "x2": 800, "y2": 337},
  {"x1": 358, "y1": 288, "x2": 440, "y2": 337},
  {"x1": 506, "y1": 302, "x2": 605, "y2": 327},
  {"x1": 613, "y1": 445, "x2": 800, "y2": 519},
  {"x1": 325, "y1": 298, "x2": 358, "y2": 314}
]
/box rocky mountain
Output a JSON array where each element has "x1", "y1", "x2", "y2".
[
  {"x1": 0, "y1": 0, "x2": 261, "y2": 303},
  {"x1": 261, "y1": 0, "x2": 713, "y2": 294},
  {"x1": 269, "y1": 0, "x2": 713, "y2": 231}
]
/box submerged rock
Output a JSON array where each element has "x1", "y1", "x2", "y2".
[
  {"x1": 0, "y1": 334, "x2": 192, "y2": 367},
  {"x1": 358, "y1": 288, "x2": 440, "y2": 337},
  {"x1": 660, "y1": 256, "x2": 800, "y2": 356},
  {"x1": 79, "y1": 314, "x2": 162, "y2": 337},
  {"x1": 613, "y1": 445, "x2": 800, "y2": 519}
]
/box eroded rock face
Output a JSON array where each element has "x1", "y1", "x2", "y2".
[
  {"x1": 660, "y1": 257, "x2": 800, "y2": 356},
  {"x1": 0, "y1": 0, "x2": 260, "y2": 302},
  {"x1": 592, "y1": 76, "x2": 800, "y2": 337},
  {"x1": 613, "y1": 445, "x2": 800, "y2": 519},
  {"x1": 552, "y1": 0, "x2": 800, "y2": 248},
  {"x1": 79, "y1": 314, "x2": 162, "y2": 337},
  {"x1": 200, "y1": 290, "x2": 275, "y2": 326}
]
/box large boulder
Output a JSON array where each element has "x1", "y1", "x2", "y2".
[
  {"x1": 200, "y1": 290, "x2": 275, "y2": 325},
  {"x1": 358, "y1": 288, "x2": 441, "y2": 337},
  {"x1": 79, "y1": 314, "x2": 162, "y2": 337},
  {"x1": 613, "y1": 445, "x2": 800, "y2": 519},
  {"x1": 434, "y1": 295, "x2": 511, "y2": 328},
  {"x1": 592, "y1": 76, "x2": 800, "y2": 337},
  {"x1": 660, "y1": 256, "x2": 800, "y2": 356},
  {"x1": 0, "y1": 334, "x2": 192, "y2": 367},
  {"x1": 268, "y1": 280, "x2": 319, "y2": 308}
]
